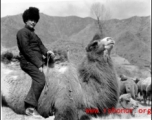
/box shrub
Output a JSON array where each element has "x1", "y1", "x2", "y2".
[{"x1": 1, "y1": 51, "x2": 13, "y2": 64}]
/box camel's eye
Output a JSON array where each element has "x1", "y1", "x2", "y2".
[
  {"x1": 126, "y1": 99, "x2": 130, "y2": 104},
  {"x1": 107, "y1": 38, "x2": 111, "y2": 41}
]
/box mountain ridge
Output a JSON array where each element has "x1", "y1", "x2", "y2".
[{"x1": 1, "y1": 14, "x2": 151, "y2": 76}]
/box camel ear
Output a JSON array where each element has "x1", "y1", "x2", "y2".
[{"x1": 86, "y1": 41, "x2": 98, "y2": 52}]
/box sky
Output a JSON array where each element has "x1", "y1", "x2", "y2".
[{"x1": 1, "y1": 0, "x2": 151, "y2": 19}]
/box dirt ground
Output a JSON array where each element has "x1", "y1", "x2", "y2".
[{"x1": 2, "y1": 103, "x2": 151, "y2": 120}]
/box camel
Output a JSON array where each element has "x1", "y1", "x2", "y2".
[{"x1": 2, "y1": 36, "x2": 119, "y2": 120}]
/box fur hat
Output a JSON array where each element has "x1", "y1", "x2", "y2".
[{"x1": 22, "y1": 7, "x2": 40, "y2": 23}]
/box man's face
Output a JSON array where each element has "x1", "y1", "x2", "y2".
[{"x1": 26, "y1": 20, "x2": 37, "y2": 29}]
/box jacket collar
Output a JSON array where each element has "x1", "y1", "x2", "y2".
[{"x1": 25, "y1": 25, "x2": 35, "y2": 32}]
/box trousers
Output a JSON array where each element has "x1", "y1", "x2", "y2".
[{"x1": 20, "y1": 61, "x2": 45, "y2": 109}]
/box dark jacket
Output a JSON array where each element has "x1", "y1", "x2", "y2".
[{"x1": 17, "y1": 25, "x2": 48, "y2": 68}]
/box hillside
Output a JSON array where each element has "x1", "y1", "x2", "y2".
[
  {"x1": 1, "y1": 14, "x2": 151, "y2": 78},
  {"x1": 1, "y1": 13, "x2": 94, "y2": 47}
]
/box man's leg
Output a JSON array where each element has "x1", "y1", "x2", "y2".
[{"x1": 20, "y1": 63, "x2": 45, "y2": 110}]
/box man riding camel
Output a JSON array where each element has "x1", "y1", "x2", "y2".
[{"x1": 16, "y1": 7, "x2": 54, "y2": 118}]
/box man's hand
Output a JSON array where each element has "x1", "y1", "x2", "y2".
[
  {"x1": 47, "y1": 50, "x2": 55, "y2": 58},
  {"x1": 39, "y1": 67, "x2": 43, "y2": 72}
]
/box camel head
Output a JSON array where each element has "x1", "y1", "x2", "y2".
[
  {"x1": 86, "y1": 37, "x2": 115, "y2": 53},
  {"x1": 118, "y1": 93, "x2": 139, "y2": 117},
  {"x1": 120, "y1": 74, "x2": 128, "y2": 81},
  {"x1": 86, "y1": 36, "x2": 115, "y2": 62}
]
